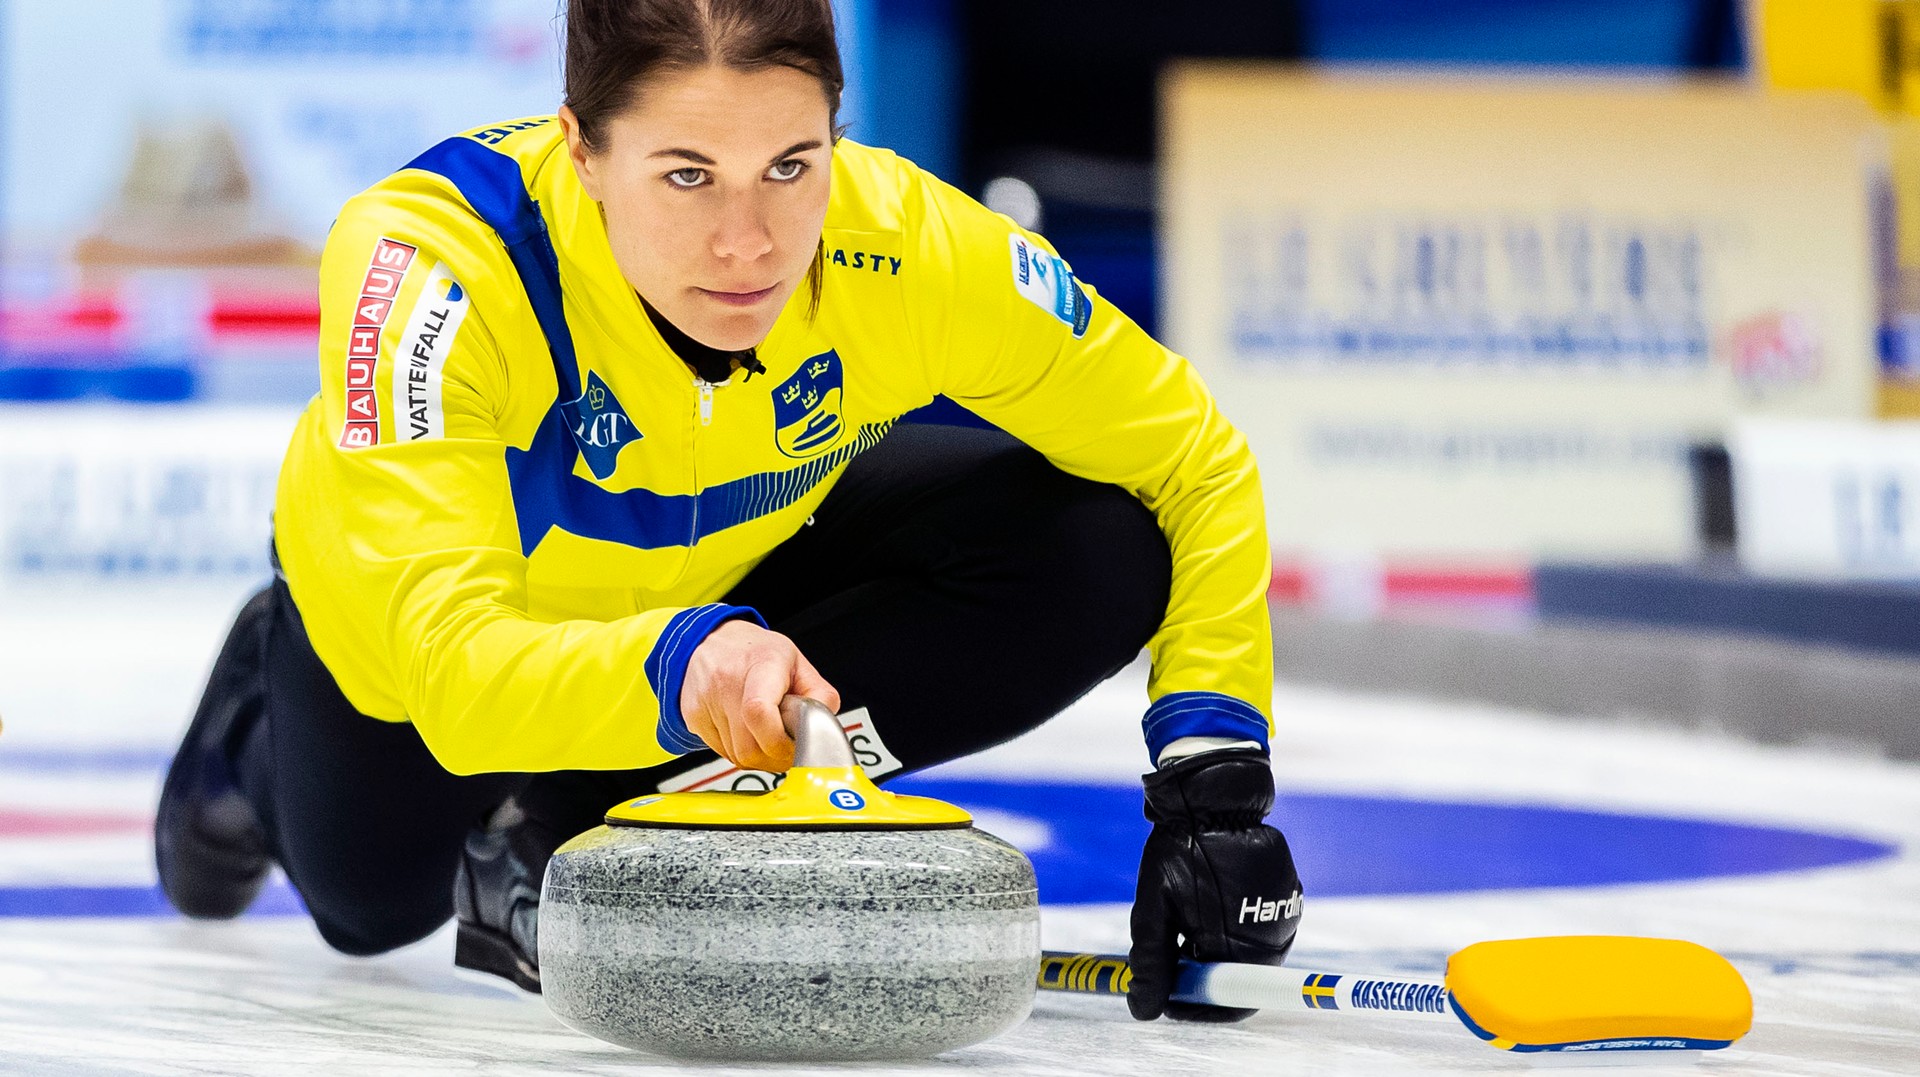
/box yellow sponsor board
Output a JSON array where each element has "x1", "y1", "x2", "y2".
[
  {"x1": 1754, "y1": 0, "x2": 1920, "y2": 116},
  {"x1": 1754, "y1": 0, "x2": 1891, "y2": 105},
  {"x1": 1161, "y1": 68, "x2": 1883, "y2": 559}
]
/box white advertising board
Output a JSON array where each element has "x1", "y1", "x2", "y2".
[
  {"x1": 1731, "y1": 418, "x2": 1920, "y2": 579},
  {"x1": 2, "y1": 0, "x2": 563, "y2": 255},
  {"x1": 1162, "y1": 69, "x2": 1885, "y2": 560},
  {"x1": 0, "y1": 405, "x2": 297, "y2": 583},
  {"x1": 0, "y1": 1, "x2": 568, "y2": 405}
]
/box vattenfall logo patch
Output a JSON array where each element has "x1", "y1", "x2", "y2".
[{"x1": 390, "y1": 264, "x2": 470, "y2": 443}]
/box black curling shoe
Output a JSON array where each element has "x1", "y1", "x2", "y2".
[
  {"x1": 452, "y1": 797, "x2": 560, "y2": 994},
  {"x1": 154, "y1": 685, "x2": 270, "y2": 919}
]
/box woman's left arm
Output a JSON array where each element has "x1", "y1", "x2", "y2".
[
  {"x1": 903, "y1": 169, "x2": 1273, "y2": 764},
  {"x1": 900, "y1": 160, "x2": 1300, "y2": 1028}
]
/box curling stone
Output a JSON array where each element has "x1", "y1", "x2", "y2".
[{"x1": 538, "y1": 697, "x2": 1041, "y2": 1061}]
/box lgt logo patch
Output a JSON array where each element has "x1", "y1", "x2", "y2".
[{"x1": 561, "y1": 370, "x2": 642, "y2": 479}]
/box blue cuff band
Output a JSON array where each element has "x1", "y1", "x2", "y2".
[
  {"x1": 1141, "y1": 691, "x2": 1271, "y2": 763},
  {"x1": 646, "y1": 603, "x2": 768, "y2": 755}
]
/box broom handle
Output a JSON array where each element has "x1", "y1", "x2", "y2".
[{"x1": 1037, "y1": 951, "x2": 1458, "y2": 1022}]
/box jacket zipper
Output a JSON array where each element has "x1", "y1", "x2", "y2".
[
  {"x1": 689, "y1": 374, "x2": 719, "y2": 546},
  {"x1": 695, "y1": 377, "x2": 715, "y2": 427}
]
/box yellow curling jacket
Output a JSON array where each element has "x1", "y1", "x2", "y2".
[{"x1": 274, "y1": 116, "x2": 1272, "y2": 775}]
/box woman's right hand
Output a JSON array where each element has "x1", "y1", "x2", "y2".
[{"x1": 679, "y1": 619, "x2": 840, "y2": 773}]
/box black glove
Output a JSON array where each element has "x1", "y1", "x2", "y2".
[{"x1": 1128, "y1": 747, "x2": 1302, "y2": 1022}]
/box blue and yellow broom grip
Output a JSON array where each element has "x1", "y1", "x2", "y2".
[
  {"x1": 1038, "y1": 950, "x2": 1453, "y2": 1020},
  {"x1": 1038, "y1": 936, "x2": 1752, "y2": 1055}
]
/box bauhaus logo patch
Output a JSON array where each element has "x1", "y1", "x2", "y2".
[{"x1": 339, "y1": 236, "x2": 416, "y2": 449}]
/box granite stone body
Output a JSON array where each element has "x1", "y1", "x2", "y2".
[{"x1": 540, "y1": 823, "x2": 1042, "y2": 1061}]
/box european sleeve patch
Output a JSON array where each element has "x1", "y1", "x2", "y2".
[{"x1": 1008, "y1": 234, "x2": 1092, "y2": 338}]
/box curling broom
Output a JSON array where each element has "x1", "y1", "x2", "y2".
[{"x1": 1039, "y1": 936, "x2": 1753, "y2": 1057}]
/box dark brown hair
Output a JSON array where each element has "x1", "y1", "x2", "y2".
[
  {"x1": 565, "y1": 0, "x2": 844, "y2": 148},
  {"x1": 565, "y1": 0, "x2": 842, "y2": 316}
]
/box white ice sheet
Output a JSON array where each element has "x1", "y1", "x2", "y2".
[{"x1": 0, "y1": 585, "x2": 1914, "y2": 1075}]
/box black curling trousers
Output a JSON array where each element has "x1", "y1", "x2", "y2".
[{"x1": 212, "y1": 423, "x2": 1173, "y2": 956}]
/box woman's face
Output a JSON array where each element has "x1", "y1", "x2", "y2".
[{"x1": 561, "y1": 64, "x2": 834, "y2": 352}]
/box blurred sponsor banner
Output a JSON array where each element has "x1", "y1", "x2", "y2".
[
  {"x1": 0, "y1": 407, "x2": 294, "y2": 582},
  {"x1": 1731, "y1": 418, "x2": 1920, "y2": 579},
  {"x1": 1162, "y1": 68, "x2": 1883, "y2": 559},
  {"x1": 0, "y1": 0, "x2": 562, "y2": 403}
]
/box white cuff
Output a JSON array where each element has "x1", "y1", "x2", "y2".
[{"x1": 1154, "y1": 736, "x2": 1263, "y2": 768}]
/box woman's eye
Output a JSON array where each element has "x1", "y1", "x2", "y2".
[
  {"x1": 666, "y1": 168, "x2": 707, "y2": 189},
  {"x1": 768, "y1": 159, "x2": 807, "y2": 182}
]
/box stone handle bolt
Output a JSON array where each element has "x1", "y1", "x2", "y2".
[{"x1": 780, "y1": 695, "x2": 855, "y2": 770}]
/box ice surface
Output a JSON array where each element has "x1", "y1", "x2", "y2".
[{"x1": 0, "y1": 582, "x2": 1915, "y2": 1074}]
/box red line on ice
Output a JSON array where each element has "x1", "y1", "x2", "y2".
[{"x1": 0, "y1": 809, "x2": 150, "y2": 837}]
